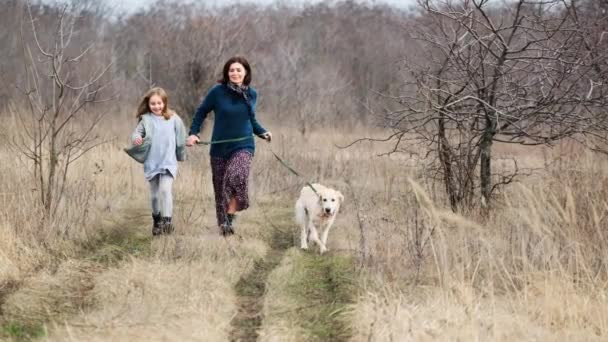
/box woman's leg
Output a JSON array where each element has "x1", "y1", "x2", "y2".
[
  {"x1": 224, "y1": 150, "x2": 253, "y2": 214},
  {"x1": 211, "y1": 156, "x2": 229, "y2": 226},
  {"x1": 227, "y1": 198, "x2": 238, "y2": 215}
]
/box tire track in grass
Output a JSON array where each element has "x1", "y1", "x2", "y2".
[
  {"x1": 230, "y1": 204, "x2": 356, "y2": 341},
  {"x1": 229, "y1": 209, "x2": 293, "y2": 342},
  {"x1": 0, "y1": 208, "x2": 152, "y2": 341},
  {"x1": 288, "y1": 253, "x2": 355, "y2": 341}
]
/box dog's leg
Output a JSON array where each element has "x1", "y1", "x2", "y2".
[
  {"x1": 308, "y1": 219, "x2": 328, "y2": 254},
  {"x1": 296, "y1": 203, "x2": 309, "y2": 250},
  {"x1": 300, "y1": 221, "x2": 309, "y2": 250},
  {"x1": 320, "y1": 217, "x2": 336, "y2": 251}
]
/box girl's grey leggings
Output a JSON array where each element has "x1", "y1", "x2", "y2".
[{"x1": 149, "y1": 173, "x2": 174, "y2": 217}]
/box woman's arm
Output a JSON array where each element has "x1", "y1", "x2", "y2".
[
  {"x1": 189, "y1": 86, "x2": 217, "y2": 136},
  {"x1": 248, "y1": 89, "x2": 267, "y2": 136}
]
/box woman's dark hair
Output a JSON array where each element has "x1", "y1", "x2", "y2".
[{"x1": 219, "y1": 56, "x2": 252, "y2": 85}]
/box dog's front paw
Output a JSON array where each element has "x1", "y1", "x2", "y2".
[
  {"x1": 300, "y1": 243, "x2": 309, "y2": 250},
  {"x1": 319, "y1": 246, "x2": 328, "y2": 254}
]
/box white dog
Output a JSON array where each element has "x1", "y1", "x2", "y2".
[{"x1": 295, "y1": 183, "x2": 344, "y2": 254}]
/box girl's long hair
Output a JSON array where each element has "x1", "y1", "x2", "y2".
[{"x1": 135, "y1": 87, "x2": 174, "y2": 120}]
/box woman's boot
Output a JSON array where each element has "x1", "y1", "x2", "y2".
[
  {"x1": 227, "y1": 213, "x2": 236, "y2": 234},
  {"x1": 220, "y1": 214, "x2": 236, "y2": 236}
]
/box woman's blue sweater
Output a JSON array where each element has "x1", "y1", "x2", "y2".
[{"x1": 189, "y1": 84, "x2": 268, "y2": 158}]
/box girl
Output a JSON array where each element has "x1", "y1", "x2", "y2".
[
  {"x1": 186, "y1": 56, "x2": 272, "y2": 236},
  {"x1": 126, "y1": 87, "x2": 187, "y2": 236}
]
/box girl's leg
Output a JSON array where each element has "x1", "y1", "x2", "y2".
[
  {"x1": 149, "y1": 175, "x2": 161, "y2": 215},
  {"x1": 158, "y1": 173, "x2": 174, "y2": 217},
  {"x1": 149, "y1": 175, "x2": 162, "y2": 235},
  {"x1": 211, "y1": 156, "x2": 229, "y2": 226},
  {"x1": 158, "y1": 173, "x2": 175, "y2": 233},
  {"x1": 225, "y1": 150, "x2": 253, "y2": 214}
]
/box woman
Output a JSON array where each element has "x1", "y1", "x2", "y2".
[{"x1": 186, "y1": 56, "x2": 272, "y2": 236}]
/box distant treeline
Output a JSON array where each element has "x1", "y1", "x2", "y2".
[{"x1": 1, "y1": 0, "x2": 416, "y2": 130}]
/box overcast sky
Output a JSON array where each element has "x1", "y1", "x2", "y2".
[{"x1": 100, "y1": 0, "x2": 415, "y2": 13}]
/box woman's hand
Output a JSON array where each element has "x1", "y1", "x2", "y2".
[
  {"x1": 134, "y1": 136, "x2": 143, "y2": 146},
  {"x1": 260, "y1": 132, "x2": 272, "y2": 142},
  {"x1": 186, "y1": 135, "x2": 200, "y2": 146}
]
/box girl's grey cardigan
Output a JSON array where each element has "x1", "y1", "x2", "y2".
[{"x1": 124, "y1": 113, "x2": 188, "y2": 163}]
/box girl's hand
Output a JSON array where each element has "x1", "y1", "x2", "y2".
[
  {"x1": 261, "y1": 132, "x2": 272, "y2": 142},
  {"x1": 186, "y1": 135, "x2": 200, "y2": 146},
  {"x1": 134, "y1": 136, "x2": 143, "y2": 146}
]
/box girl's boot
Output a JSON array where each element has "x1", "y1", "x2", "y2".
[
  {"x1": 162, "y1": 217, "x2": 174, "y2": 234},
  {"x1": 152, "y1": 213, "x2": 162, "y2": 236}
]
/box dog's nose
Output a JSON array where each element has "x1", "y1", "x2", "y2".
[{"x1": 325, "y1": 208, "x2": 331, "y2": 214}]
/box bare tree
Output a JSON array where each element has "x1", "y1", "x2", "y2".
[
  {"x1": 384, "y1": 0, "x2": 608, "y2": 211},
  {"x1": 12, "y1": 2, "x2": 113, "y2": 220}
]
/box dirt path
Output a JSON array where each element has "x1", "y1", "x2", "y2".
[
  {"x1": 2, "y1": 204, "x2": 357, "y2": 341},
  {"x1": 229, "y1": 208, "x2": 355, "y2": 341},
  {"x1": 287, "y1": 253, "x2": 355, "y2": 341},
  {"x1": 229, "y1": 213, "x2": 293, "y2": 342}
]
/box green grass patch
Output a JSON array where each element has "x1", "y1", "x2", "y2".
[
  {"x1": 230, "y1": 203, "x2": 294, "y2": 341},
  {"x1": 288, "y1": 253, "x2": 356, "y2": 341},
  {"x1": 232, "y1": 199, "x2": 357, "y2": 341},
  {"x1": 80, "y1": 211, "x2": 152, "y2": 266},
  {"x1": 0, "y1": 209, "x2": 152, "y2": 341},
  {"x1": 1, "y1": 322, "x2": 46, "y2": 340},
  {"x1": 85, "y1": 228, "x2": 152, "y2": 265}
]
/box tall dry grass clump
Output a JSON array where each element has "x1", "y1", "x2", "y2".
[
  {"x1": 1, "y1": 114, "x2": 99, "y2": 281},
  {"x1": 0, "y1": 110, "x2": 142, "y2": 329},
  {"x1": 350, "y1": 146, "x2": 608, "y2": 341},
  {"x1": 0, "y1": 108, "x2": 148, "y2": 268}
]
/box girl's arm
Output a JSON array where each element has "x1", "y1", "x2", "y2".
[
  {"x1": 175, "y1": 114, "x2": 188, "y2": 161},
  {"x1": 131, "y1": 119, "x2": 145, "y2": 142},
  {"x1": 189, "y1": 86, "x2": 217, "y2": 136},
  {"x1": 176, "y1": 115, "x2": 187, "y2": 144}
]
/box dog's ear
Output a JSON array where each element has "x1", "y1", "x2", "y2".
[{"x1": 337, "y1": 191, "x2": 344, "y2": 205}]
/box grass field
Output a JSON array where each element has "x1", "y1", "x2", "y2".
[{"x1": 1, "y1": 113, "x2": 607, "y2": 341}]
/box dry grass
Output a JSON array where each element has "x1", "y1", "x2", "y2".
[
  {"x1": 260, "y1": 244, "x2": 357, "y2": 341},
  {"x1": 2, "y1": 109, "x2": 608, "y2": 340},
  {"x1": 259, "y1": 248, "x2": 308, "y2": 342},
  {"x1": 348, "y1": 150, "x2": 608, "y2": 340},
  {"x1": 351, "y1": 279, "x2": 607, "y2": 341}
]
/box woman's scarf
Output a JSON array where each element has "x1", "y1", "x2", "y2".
[
  {"x1": 226, "y1": 81, "x2": 254, "y2": 118},
  {"x1": 226, "y1": 82, "x2": 250, "y2": 102}
]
